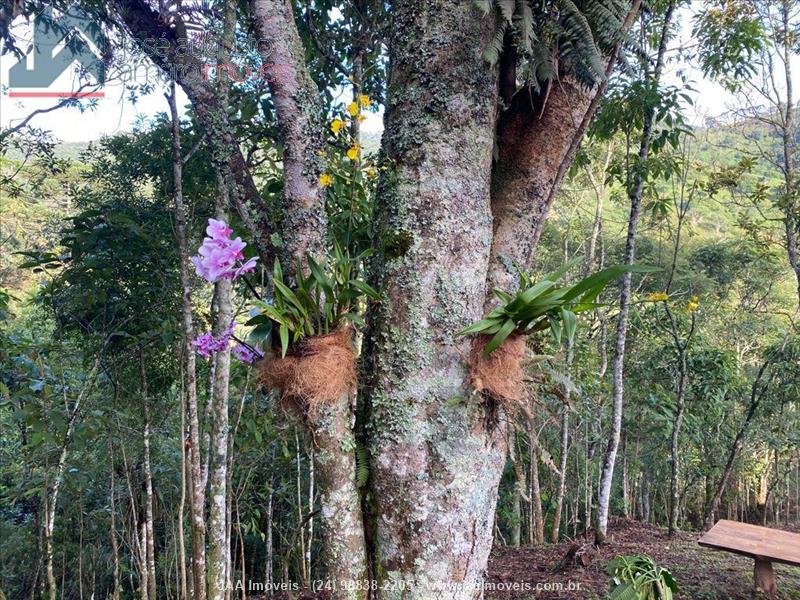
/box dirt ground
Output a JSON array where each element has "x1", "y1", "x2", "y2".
[
  {"x1": 486, "y1": 518, "x2": 800, "y2": 599},
  {"x1": 267, "y1": 518, "x2": 800, "y2": 599}
]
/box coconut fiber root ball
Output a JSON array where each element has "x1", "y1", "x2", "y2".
[
  {"x1": 468, "y1": 334, "x2": 527, "y2": 409},
  {"x1": 258, "y1": 327, "x2": 357, "y2": 419}
]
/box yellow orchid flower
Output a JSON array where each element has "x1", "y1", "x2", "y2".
[
  {"x1": 347, "y1": 102, "x2": 359, "y2": 117},
  {"x1": 319, "y1": 173, "x2": 333, "y2": 187},
  {"x1": 347, "y1": 144, "x2": 361, "y2": 161},
  {"x1": 358, "y1": 94, "x2": 371, "y2": 108},
  {"x1": 331, "y1": 119, "x2": 346, "y2": 134},
  {"x1": 645, "y1": 292, "x2": 669, "y2": 302}
]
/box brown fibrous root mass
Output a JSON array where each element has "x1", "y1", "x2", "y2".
[{"x1": 258, "y1": 327, "x2": 356, "y2": 419}]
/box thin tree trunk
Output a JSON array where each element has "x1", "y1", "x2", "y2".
[
  {"x1": 552, "y1": 340, "x2": 573, "y2": 542},
  {"x1": 110, "y1": 450, "x2": 121, "y2": 600},
  {"x1": 703, "y1": 358, "x2": 774, "y2": 529},
  {"x1": 140, "y1": 522, "x2": 150, "y2": 600},
  {"x1": 141, "y1": 353, "x2": 158, "y2": 600},
  {"x1": 294, "y1": 428, "x2": 307, "y2": 585},
  {"x1": 265, "y1": 480, "x2": 273, "y2": 596},
  {"x1": 779, "y1": 0, "x2": 800, "y2": 308},
  {"x1": 167, "y1": 80, "x2": 207, "y2": 600},
  {"x1": 621, "y1": 433, "x2": 630, "y2": 519},
  {"x1": 178, "y1": 362, "x2": 188, "y2": 600},
  {"x1": 509, "y1": 428, "x2": 525, "y2": 546},
  {"x1": 44, "y1": 358, "x2": 101, "y2": 600},
  {"x1": 206, "y1": 174, "x2": 234, "y2": 600},
  {"x1": 527, "y1": 420, "x2": 545, "y2": 545},
  {"x1": 669, "y1": 350, "x2": 688, "y2": 534},
  {"x1": 595, "y1": 3, "x2": 675, "y2": 544},
  {"x1": 307, "y1": 444, "x2": 315, "y2": 579}
]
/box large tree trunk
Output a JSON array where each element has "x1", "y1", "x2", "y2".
[
  {"x1": 595, "y1": 3, "x2": 675, "y2": 544},
  {"x1": 488, "y1": 80, "x2": 597, "y2": 292},
  {"x1": 365, "y1": 3, "x2": 501, "y2": 597},
  {"x1": 250, "y1": 0, "x2": 327, "y2": 271},
  {"x1": 486, "y1": 2, "x2": 641, "y2": 292}
]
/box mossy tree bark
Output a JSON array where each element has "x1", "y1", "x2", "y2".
[
  {"x1": 250, "y1": 0, "x2": 327, "y2": 273},
  {"x1": 365, "y1": 3, "x2": 503, "y2": 598},
  {"x1": 486, "y1": 0, "x2": 641, "y2": 294}
]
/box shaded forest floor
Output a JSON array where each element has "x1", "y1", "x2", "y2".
[
  {"x1": 486, "y1": 518, "x2": 800, "y2": 599},
  {"x1": 268, "y1": 519, "x2": 800, "y2": 600}
]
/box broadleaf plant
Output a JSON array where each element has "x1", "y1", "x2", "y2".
[
  {"x1": 249, "y1": 245, "x2": 379, "y2": 357},
  {"x1": 606, "y1": 554, "x2": 679, "y2": 600},
  {"x1": 459, "y1": 259, "x2": 657, "y2": 354}
]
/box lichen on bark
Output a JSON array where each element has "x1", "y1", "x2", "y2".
[{"x1": 364, "y1": 2, "x2": 507, "y2": 597}]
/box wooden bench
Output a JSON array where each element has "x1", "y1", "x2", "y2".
[{"x1": 698, "y1": 519, "x2": 800, "y2": 599}]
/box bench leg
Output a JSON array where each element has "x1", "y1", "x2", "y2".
[{"x1": 753, "y1": 558, "x2": 776, "y2": 599}]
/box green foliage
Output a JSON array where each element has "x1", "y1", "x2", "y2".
[
  {"x1": 479, "y1": 0, "x2": 631, "y2": 88},
  {"x1": 692, "y1": 1, "x2": 766, "y2": 91},
  {"x1": 460, "y1": 260, "x2": 656, "y2": 353},
  {"x1": 592, "y1": 78, "x2": 693, "y2": 188},
  {"x1": 607, "y1": 554, "x2": 679, "y2": 600},
  {"x1": 250, "y1": 246, "x2": 379, "y2": 357}
]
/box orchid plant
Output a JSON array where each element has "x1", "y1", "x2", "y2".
[
  {"x1": 248, "y1": 245, "x2": 379, "y2": 357},
  {"x1": 191, "y1": 218, "x2": 257, "y2": 283},
  {"x1": 190, "y1": 218, "x2": 262, "y2": 364},
  {"x1": 460, "y1": 259, "x2": 656, "y2": 354}
]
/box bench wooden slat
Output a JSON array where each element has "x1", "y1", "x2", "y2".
[{"x1": 698, "y1": 519, "x2": 800, "y2": 567}]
